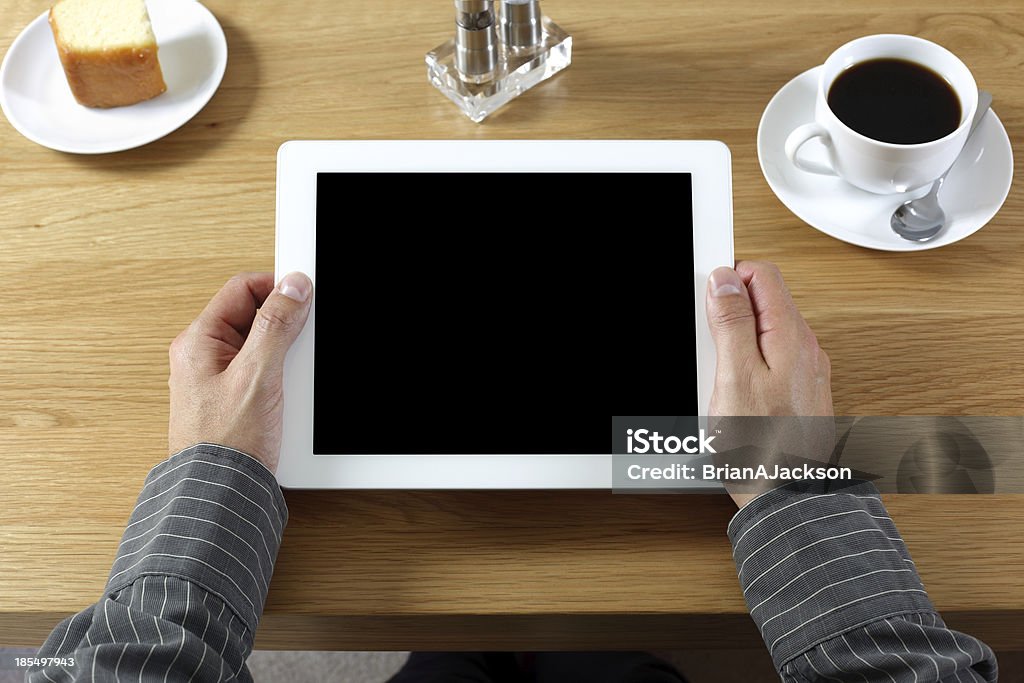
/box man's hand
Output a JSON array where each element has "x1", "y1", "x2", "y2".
[
  {"x1": 168, "y1": 272, "x2": 313, "y2": 473},
  {"x1": 705, "y1": 261, "x2": 833, "y2": 507}
]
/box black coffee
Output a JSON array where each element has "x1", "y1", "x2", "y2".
[{"x1": 827, "y1": 58, "x2": 962, "y2": 145}]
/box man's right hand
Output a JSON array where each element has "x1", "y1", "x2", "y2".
[{"x1": 705, "y1": 261, "x2": 834, "y2": 507}]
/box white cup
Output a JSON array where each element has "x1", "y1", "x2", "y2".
[{"x1": 784, "y1": 34, "x2": 978, "y2": 195}]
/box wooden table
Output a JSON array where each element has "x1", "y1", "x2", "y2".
[{"x1": 1, "y1": 0, "x2": 1022, "y2": 653}]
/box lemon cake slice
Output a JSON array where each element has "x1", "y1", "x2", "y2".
[{"x1": 49, "y1": 0, "x2": 167, "y2": 108}]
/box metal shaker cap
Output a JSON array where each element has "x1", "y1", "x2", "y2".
[
  {"x1": 455, "y1": 0, "x2": 494, "y2": 28},
  {"x1": 454, "y1": 0, "x2": 498, "y2": 80},
  {"x1": 501, "y1": 0, "x2": 542, "y2": 47}
]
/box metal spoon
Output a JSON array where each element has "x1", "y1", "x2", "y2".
[{"x1": 890, "y1": 90, "x2": 992, "y2": 243}]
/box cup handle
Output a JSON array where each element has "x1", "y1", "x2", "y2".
[{"x1": 784, "y1": 123, "x2": 838, "y2": 176}]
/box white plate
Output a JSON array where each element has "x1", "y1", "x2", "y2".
[
  {"x1": 757, "y1": 66, "x2": 1013, "y2": 251},
  {"x1": 0, "y1": 0, "x2": 227, "y2": 154}
]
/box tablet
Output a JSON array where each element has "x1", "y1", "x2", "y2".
[{"x1": 276, "y1": 140, "x2": 733, "y2": 488}]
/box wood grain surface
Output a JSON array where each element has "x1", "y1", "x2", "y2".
[{"x1": 1, "y1": 0, "x2": 1022, "y2": 651}]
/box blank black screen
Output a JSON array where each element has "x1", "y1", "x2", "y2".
[{"x1": 313, "y1": 173, "x2": 696, "y2": 454}]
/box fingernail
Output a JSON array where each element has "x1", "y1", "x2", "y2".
[
  {"x1": 278, "y1": 272, "x2": 312, "y2": 302},
  {"x1": 709, "y1": 268, "x2": 743, "y2": 298}
]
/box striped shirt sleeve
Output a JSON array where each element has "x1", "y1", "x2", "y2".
[
  {"x1": 728, "y1": 480, "x2": 998, "y2": 682},
  {"x1": 28, "y1": 443, "x2": 287, "y2": 683}
]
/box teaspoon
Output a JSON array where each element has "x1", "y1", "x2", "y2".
[{"x1": 890, "y1": 90, "x2": 992, "y2": 242}]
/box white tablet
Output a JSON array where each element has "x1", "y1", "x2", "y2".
[{"x1": 275, "y1": 140, "x2": 733, "y2": 489}]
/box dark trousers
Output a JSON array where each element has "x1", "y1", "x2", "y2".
[{"x1": 388, "y1": 652, "x2": 686, "y2": 683}]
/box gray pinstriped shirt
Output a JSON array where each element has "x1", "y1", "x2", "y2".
[{"x1": 28, "y1": 444, "x2": 997, "y2": 682}]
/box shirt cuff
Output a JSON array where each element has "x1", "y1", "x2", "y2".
[
  {"x1": 728, "y1": 480, "x2": 935, "y2": 669},
  {"x1": 105, "y1": 444, "x2": 288, "y2": 635}
]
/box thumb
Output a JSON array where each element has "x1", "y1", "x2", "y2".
[
  {"x1": 706, "y1": 267, "x2": 762, "y2": 374},
  {"x1": 243, "y1": 272, "x2": 313, "y2": 372}
]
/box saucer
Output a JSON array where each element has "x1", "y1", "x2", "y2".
[
  {"x1": 757, "y1": 66, "x2": 1013, "y2": 251},
  {"x1": 0, "y1": 0, "x2": 227, "y2": 154}
]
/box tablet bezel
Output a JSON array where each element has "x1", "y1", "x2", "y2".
[{"x1": 276, "y1": 140, "x2": 733, "y2": 489}]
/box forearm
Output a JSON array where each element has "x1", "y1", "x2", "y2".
[
  {"x1": 30, "y1": 444, "x2": 286, "y2": 683},
  {"x1": 729, "y1": 481, "x2": 997, "y2": 682}
]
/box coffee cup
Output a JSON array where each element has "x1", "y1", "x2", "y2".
[{"x1": 784, "y1": 34, "x2": 978, "y2": 195}]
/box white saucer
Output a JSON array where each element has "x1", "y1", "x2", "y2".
[
  {"x1": 757, "y1": 66, "x2": 1013, "y2": 251},
  {"x1": 0, "y1": 0, "x2": 227, "y2": 154}
]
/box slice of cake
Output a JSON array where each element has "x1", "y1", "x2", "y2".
[{"x1": 49, "y1": 0, "x2": 167, "y2": 108}]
